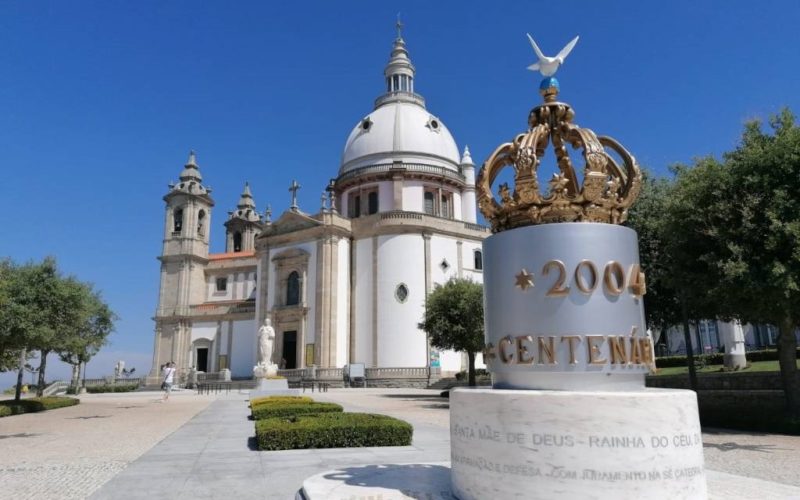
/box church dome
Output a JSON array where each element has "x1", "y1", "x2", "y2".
[
  {"x1": 340, "y1": 102, "x2": 460, "y2": 173},
  {"x1": 338, "y1": 30, "x2": 460, "y2": 174}
]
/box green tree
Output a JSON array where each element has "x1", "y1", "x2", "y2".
[
  {"x1": 419, "y1": 278, "x2": 484, "y2": 386},
  {"x1": 663, "y1": 110, "x2": 800, "y2": 416},
  {"x1": 716, "y1": 109, "x2": 800, "y2": 416},
  {"x1": 58, "y1": 284, "x2": 116, "y2": 390},
  {"x1": 625, "y1": 170, "x2": 681, "y2": 331},
  {"x1": 0, "y1": 259, "x2": 63, "y2": 400}
]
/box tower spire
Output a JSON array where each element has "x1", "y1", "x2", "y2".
[
  {"x1": 237, "y1": 181, "x2": 256, "y2": 210},
  {"x1": 383, "y1": 20, "x2": 415, "y2": 97}
]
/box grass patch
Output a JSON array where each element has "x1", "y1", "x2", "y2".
[
  {"x1": 0, "y1": 396, "x2": 79, "y2": 417},
  {"x1": 256, "y1": 412, "x2": 413, "y2": 450}
]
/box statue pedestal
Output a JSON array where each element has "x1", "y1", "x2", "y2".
[
  {"x1": 249, "y1": 378, "x2": 300, "y2": 400},
  {"x1": 450, "y1": 388, "x2": 706, "y2": 499}
]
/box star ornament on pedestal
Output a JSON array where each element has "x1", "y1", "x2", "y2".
[{"x1": 515, "y1": 269, "x2": 534, "y2": 291}]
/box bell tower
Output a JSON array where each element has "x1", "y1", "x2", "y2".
[
  {"x1": 150, "y1": 151, "x2": 215, "y2": 380},
  {"x1": 224, "y1": 182, "x2": 263, "y2": 253}
]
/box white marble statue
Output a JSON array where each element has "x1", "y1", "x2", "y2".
[
  {"x1": 254, "y1": 318, "x2": 278, "y2": 379},
  {"x1": 526, "y1": 33, "x2": 579, "y2": 77},
  {"x1": 257, "y1": 318, "x2": 275, "y2": 364}
]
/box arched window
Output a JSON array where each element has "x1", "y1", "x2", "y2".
[
  {"x1": 173, "y1": 208, "x2": 183, "y2": 233},
  {"x1": 233, "y1": 231, "x2": 243, "y2": 252},
  {"x1": 474, "y1": 250, "x2": 483, "y2": 270},
  {"x1": 286, "y1": 271, "x2": 300, "y2": 306},
  {"x1": 424, "y1": 192, "x2": 435, "y2": 215},
  {"x1": 197, "y1": 210, "x2": 206, "y2": 236},
  {"x1": 368, "y1": 191, "x2": 379, "y2": 214}
]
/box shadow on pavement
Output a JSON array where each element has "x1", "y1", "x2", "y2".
[{"x1": 321, "y1": 463, "x2": 452, "y2": 498}]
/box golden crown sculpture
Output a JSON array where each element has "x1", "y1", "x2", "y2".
[{"x1": 477, "y1": 78, "x2": 642, "y2": 233}]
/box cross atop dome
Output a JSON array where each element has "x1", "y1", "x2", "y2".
[{"x1": 396, "y1": 14, "x2": 403, "y2": 40}]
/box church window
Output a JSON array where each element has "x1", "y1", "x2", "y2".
[
  {"x1": 440, "y1": 259, "x2": 450, "y2": 272},
  {"x1": 352, "y1": 195, "x2": 361, "y2": 218},
  {"x1": 424, "y1": 191, "x2": 435, "y2": 215},
  {"x1": 368, "y1": 191, "x2": 379, "y2": 215},
  {"x1": 216, "y1": 277, "x2": 228, "y2": 292},
  {"x1": 441, "y1": 194, "x2": 450, "y2": 218},
  {"x1": 474, "y1": 250, "x2": 483, "y2": 270},
  {"x1": 395, "y1": 283, "x2": 409, "y2": 303},
  {"x1": 286, "y1": 271, "x2": 300, "y2": 306},
  {"x1": 197, "y1": 210, "x2": 206, "y2": 236},
  {"x1": 173, "y1": 208, "x2": 184, "y2": 233},
  {"x1": 361, "y1": 118, "x2": 372, "y2": 131},
  {"x1": 233, "y1": 231, "x2": 243, "y2": 252}
]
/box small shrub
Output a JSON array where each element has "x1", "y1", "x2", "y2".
[
  {"x1": 252, "y1": 401, "x2": 342, "y2": 420},
  {"x1": 85, "y1": 384, "x2": 138, "y2": 393},
  {"x1": 256, "y1": 412, "x2": 413, "y2": 450},
  {"x1": 0, "y1": 396, "x2": 79, "y2": 418},
  {"x1": 454, "y1": 368, "x2": 489, "y2": 381}
]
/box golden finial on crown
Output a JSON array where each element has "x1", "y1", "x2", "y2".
[{"x1": 476, "y1": 35, "x2": 642, "y2": 233}]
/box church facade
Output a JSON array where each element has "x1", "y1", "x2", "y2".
[{"x1": 148, "y1": 32, "x2": 488, "y2": 383}]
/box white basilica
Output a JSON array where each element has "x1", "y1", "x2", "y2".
[{"x1": 149, "y1": 31, "x2": 488, "y2": 384}]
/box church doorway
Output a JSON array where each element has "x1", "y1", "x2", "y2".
[
  {"x1": 196, "y1": 348, "x2": 209, "y2": 372},
  {"x1": 282, "y1": 331, "x2": 297, "y2": 369}
]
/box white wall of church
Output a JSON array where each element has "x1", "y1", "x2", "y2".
[
  {"x1": 191, "y1": 322, "x2": 217, "y2": 342},
  {"x1": 229, "y1": 319, "x2": 256, "y2": 378},
  {"x1": 379, "y1": 181, "x2": 394, "y2": 212},
  {"x1": 353, "y1": 238, "x2": 374, "y2": 366},
  {"x1": 336, "y1": 238, "x2": 351, "y2": 366},
  {"x1": 439, "y1": 349, "x2": 462, "y2": 373},
  {"x1": 402, "y1": 181, "x2": 424, "y2": 212},
  {"x1": 376, "y1": 234, "x2": 427, "y2": 367},
  {"x1": 430, "y1": 235, "x2": 460, "y2": 285}
]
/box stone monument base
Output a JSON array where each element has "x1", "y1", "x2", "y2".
[
  {"x1": 249, "y1": 378, "x2": 300, "y2": 400},
  {"x1": 296, "y1": 462, "x2": 799, "y2": 500},
  {"x1": 450, "y1": 387, "x2": 707, "y2": 499}
]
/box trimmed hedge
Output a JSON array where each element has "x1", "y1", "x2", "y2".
[
  {"x1": 656, "y1": 348, "x2": 800, "y2": 368},
  {"x1": 85, "y1": 384, "x2": 139, "y2": 393},
  {"x1": 256, "y1": 412, "x2": 413, "y2": 450},
  {"x1": 0, "y1": 396, "x2": 79, "y2": 417},
  {"x1": 251, "y1": 395, "x2": 312, "y2": 407},
  {"x1": 252, "y1": 401, "x2": 342, "y2": 420}
]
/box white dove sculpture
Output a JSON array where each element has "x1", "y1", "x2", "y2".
[{"x1": 526, "y1": 34, "x2": 580, "y2": 77}]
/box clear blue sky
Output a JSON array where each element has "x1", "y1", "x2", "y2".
[{"x1": 1, "y1": 1, "x2": 798, "y2": 386}]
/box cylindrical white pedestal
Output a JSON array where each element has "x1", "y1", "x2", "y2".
[{"x1": 451, "y1": 388, "x2": 707, "y2": 499}]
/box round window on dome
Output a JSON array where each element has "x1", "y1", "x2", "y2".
[
  {"x1": 361, "y1": 118, "x2": 372, "y2": 131},
  {"x1": 426, "y1": 116, "x2": 441, "y2": 133}
]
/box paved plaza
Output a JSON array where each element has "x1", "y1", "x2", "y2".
[{"x1": 1, "y1": 388, "x2": 799, "y2": 499}]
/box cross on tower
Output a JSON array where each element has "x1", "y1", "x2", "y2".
[
  {"x1": 396, "y1": 14, "x2": 403, "y2": 39},
  {"x1": 289, "y1": 180, "x2": 301, "y2": 211}
]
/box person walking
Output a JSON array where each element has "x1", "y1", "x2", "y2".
[{"x1": 161, "y1": 362, "x2": 176, "y2": 401}]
